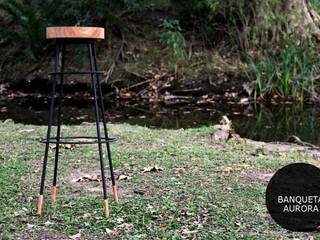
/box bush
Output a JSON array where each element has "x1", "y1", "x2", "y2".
[
  {"x1": 0, "y1": 0, "x2": 147, "y2": 61},
  {"x1": 159, "y1": 19, "x2": 186, "y2": 60},
  {"x1": 250, "y1": 37, "x2": 320, "y2": 101}
]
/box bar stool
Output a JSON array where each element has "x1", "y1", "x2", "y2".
[{"x1": 37, "y1": 26, "x2": 118, "y2": 217}]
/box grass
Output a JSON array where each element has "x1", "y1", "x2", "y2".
[{"x1": 0, "y1": 122, "x2": 320, "y2": 239}]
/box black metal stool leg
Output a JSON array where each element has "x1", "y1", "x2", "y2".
[
  {"x1": 91, "y1": 43, "x2": 118, "y2": 204},
  {"x1": 51, "y1": 43, "x2": 65, "y2": 203},
  {"x1": 88, "y1": 43, "x2": 109, "y2": 217},
  {"x1": 37, "y1": 43, "x2": 61, "y2": 215}
]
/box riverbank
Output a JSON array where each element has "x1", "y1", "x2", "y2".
[
  {"x1": 0, "y1": 6, "x2": 249, "y2": 99},
  {"x1": 1, "y1": 122, "x2": 319, "y2": 239}
]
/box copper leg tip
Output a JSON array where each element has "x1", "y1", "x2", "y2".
[
  {"x1": 51, "y1": 186, "x2": 57, "y2": 203},
  {"x1": 103, "y1": 199, "x2": 110, "y2": 218},
  {"x1": 112, "y1": 185, "x2": 119, "y2": 204},
  {"x1": 37, "y1": 195, "x2": 44, "y2": 216}
]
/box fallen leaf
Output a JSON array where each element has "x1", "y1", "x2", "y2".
[
  {"x1": 69, "y1": 232, "x2": 81, "y2": 240},
  {"x1": 76, "y1": 174, "x2": 102, "y2": 182},
  {"x1": 141, "y1": 165, "x2": 163, "y2": 173},
  {"x1": 133, "y1": 189, "x2": 146, "y2": 195},
  {"x1": 174, "y1": 167, "x2": 186, "y2": 174},
  {"x1": 221, "y1": 167, "x2": 233, "y2": 176},
  {"x1": 118, "y1": 175, "x2": 132, "y2": 181},
  {"x1": 116, "y1": 217, "x2": 124, "y2": 224},
  {"x1": 154, "y1": 74, "x2": 161, "y2": 80},
  {"x1": 235, "y1": 221, "x2": 241, "y2": 227},
  {"x1": 44, "y1": 221, "x2": 53, "y2": 226},
  {"x1": 117, "y1": 223, "x2": 134, "y2": 230},
  {"x1": 82, "y1": 213, "x2": 91, "y2": 218},
  {"x1": 182, "y1": 229, "x2": 198, "y2": 235},
  {"x1": 18, "y1": 129, "x2": 35, "y2": 134},
  {"x1": 50, "y1": 144, "x2": 75, "y2": 150},
  {"x1": 27, "y1": 224, "x2": 34, "y2": 229}
]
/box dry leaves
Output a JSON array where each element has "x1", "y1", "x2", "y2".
[
  {"x1": 75, "y1": 173, "x2": 133, "y2": 183},
  {"x1": 18, "y1": 128, "x2": 35, "y2": 134},
  {"x1": 50, "y1": 144, "x2": 75, "y2": 150},
  {"x1": 75, "y1": 174, "x2": 102, "y2": 182},
  {"x1": 133, "y1": 189, "x2": 146, "y2": 195},
  {"x1": 221, "y1": 166, "x2": 233, "y2": 176},
  {"x1": 105, "y1": 222, "x2": 134, "y2": 238},
  {"x1": 174, "y1": 167, "x2": 186, "y2": 174},
  {"x1": 117, "y1": 174, "x2": 132, "y2": 181},
  {"x1": 69, "y1": 232, "x2": 81, "y2": 240},
  {"x1": 141, "y1": 165, "x2": 163, "y2": 173},
  {"x1": 73, "y1": 165, "x2": 164, "y2": 185}
]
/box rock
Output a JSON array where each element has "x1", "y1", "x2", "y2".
[
  {"x1": 211, "y1": 116, "x2": 236, "y2": 142},
  {"x1": 288, "y1": 135, "x2": 319, "y2": 149},
  {"x1": 3, "y1": 119, "x2": 14, "y2": 124},
  {"x1": 212, "y1": 125, "x2": 231, "y2": 142}
]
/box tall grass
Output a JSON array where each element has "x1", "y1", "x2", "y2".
[{"x1": 250, "y1": 39, "x2": 320, "y2": 101}]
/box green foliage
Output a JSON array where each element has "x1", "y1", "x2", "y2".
[
  {"x1": 159, "y1": 19, "x2": 186, "y2": 60},
  {"x1": 170, "y1": 0, "x2": 219, "y2": 17},
  {"x1": 0, "y1": 0, "x2": 148, "y2": 61},
  {"x1": 250, "y1": 38, "x2": 320, "y2": 101},
  {"x1": 310, "y1": 0, "x2": 320, "y2": 14},
  {"x1": 0, "y1": 0, "x2": 48, "y2": 60},
  {"x1": 217, "y1": 0, "x2": 320, "y2": 101}
]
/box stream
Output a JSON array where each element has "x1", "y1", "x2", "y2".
[{"x1": 1, "y1": 97, "x2": 319, "y2": 146}]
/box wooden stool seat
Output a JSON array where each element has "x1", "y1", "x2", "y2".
[{"x1": 46, "y1": 26, "x2": 104, "y2": 39}]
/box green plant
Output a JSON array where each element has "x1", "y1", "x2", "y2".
[
  {"x1": 160, "y1": 19, "x2": 186, "y2": 60},
  {"x1": 0, "y1": 0, "x2": 148, "y2": 61},
  {"x1": 0, "y1": 0, "x2": 48, "y2": 60},
  {"x1": 250, "y1": 61, "x2": 263, "y2": 97},
  {"x1": 250, "y1": 37, "x2": 320, "y2": 101}
]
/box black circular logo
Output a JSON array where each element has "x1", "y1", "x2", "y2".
[{"x1": 266, "y1": 163, "x2": 320, "y2": 231}]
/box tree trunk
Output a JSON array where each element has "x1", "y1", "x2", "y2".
[{"x1": 284, "y1": 0, "x2": 320, "y2": 40}]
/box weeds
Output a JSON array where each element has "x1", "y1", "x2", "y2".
[
  {"x1": 159, "y1": 19, "x2": 186, "y2": 60},
  {"x1": 250, "y1": 38, "x2": 320, "y2": 101}
]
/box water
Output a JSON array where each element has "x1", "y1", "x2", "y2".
[{"x1": 1, "y1": 97, "x2": 320, "y2": 145}]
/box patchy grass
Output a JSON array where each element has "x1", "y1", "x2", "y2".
[{"x1": 0, "y1": 122, "x2": 320, "y2": 239}]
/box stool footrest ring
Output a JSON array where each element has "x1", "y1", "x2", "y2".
[{"x1": 39, "y1": 136, "x2": 117, "y2": 145}]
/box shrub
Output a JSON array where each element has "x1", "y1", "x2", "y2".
[
  {"x1": 0, "y1": 0, "x2": 147, "y2": 61},
  {"x1": 250, "y1": 37, "x2": 320, "y2": 101},
  {"x1": 159, "y1": 19, "x2": 186, "y2": 60}
]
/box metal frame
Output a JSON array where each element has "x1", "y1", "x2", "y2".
[{"x1": 37, "y1": 39, "x2": 118, "y2": 217}]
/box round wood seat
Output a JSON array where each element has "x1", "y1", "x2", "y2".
[{"x1": 46, "y1": 26, "x2": 104, "y2": 39}]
